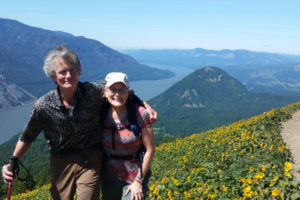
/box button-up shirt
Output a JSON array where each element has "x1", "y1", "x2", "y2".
[{"x1": 20, "y1": 81, "x2": 104, "y2": 154}]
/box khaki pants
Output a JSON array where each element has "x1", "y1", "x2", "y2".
[{"x1": 50, "y1": 147, "x2": 101, "y2": 200}]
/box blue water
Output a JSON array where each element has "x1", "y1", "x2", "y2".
[
  {"x1": 130, "y1": 63, "x2": 193, "y2": 100},
  {"x1": 0, "y1": 64, "x2": 192, "y2": 144},
  {"x1": 0, "y1": 104, "x2": 33, "y2": 144}
]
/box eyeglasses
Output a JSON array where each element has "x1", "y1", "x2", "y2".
[
  {"x1": 57, "y1": 69, "x2": 79, "y2": 77},
  {"x1": 108, "y1": 87, "x2": 128, "y2": 94}
]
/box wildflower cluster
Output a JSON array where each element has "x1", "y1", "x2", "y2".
[
  {"x1": 149, "y1": 102, "x2": 300, "y2": 199},
  {"x1": 9, "y1": 184, "x2": 51, "y2": 200}
]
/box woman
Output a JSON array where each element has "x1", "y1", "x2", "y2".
[{"x1": 101, "y1": 72, "x2": 155, "y2": 200}]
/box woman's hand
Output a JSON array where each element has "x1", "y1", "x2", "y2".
[{"x1": 124, "y1": 179, "x2": 144, "y2": 200}]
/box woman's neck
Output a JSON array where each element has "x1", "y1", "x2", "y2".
[{"x1": 110, "y1": 106, "x2": 126, "y2": 122}]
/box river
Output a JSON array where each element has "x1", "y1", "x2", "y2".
[{"x1": 0, "y1": 64, "x2": 193, "y2": 144}]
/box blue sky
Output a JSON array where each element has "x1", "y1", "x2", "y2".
[{"x1": 0, "y1": 0, "x2": 300, "y2": 55}]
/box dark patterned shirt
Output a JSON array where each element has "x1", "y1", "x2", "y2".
[{"x1": 20, "y1": 82, "x2": 104, "y2": 154}]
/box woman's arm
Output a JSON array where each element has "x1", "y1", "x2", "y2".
[
  {"x1": 139, "y1": 124, "x2": 155, "y2": 178},
  {"x1": 125, "y1": 124, "x2": 155, "y2": 200}
]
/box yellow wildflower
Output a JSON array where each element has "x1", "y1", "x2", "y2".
[
  {"x1": 243, "y1": 186, "x2": 254, "y2": 198},
  {"x1": 272, "y1": 188, "x2": 281, "y2": 198}
]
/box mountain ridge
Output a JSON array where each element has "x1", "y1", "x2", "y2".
[
  {"x1": 0, "y1": 18, "x2": 173, "y2": 109},
  {"x1": 122, "y1": 48, "x2": 300, "y2": 95}
]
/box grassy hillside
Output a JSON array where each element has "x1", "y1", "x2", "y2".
[
  {"x1": 149, "y1": 103, "x2": 300, "y2": 199},
  {"x1": 4, "y1": 102, "x2": 300, "y2": 200}
]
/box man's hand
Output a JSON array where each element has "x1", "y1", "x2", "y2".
[
  {"x1": 2, "y1": 164, "x2": 14, "y2": 184},
  {"x1": 144, "y1": 103, "x2": 157, "y2": 124}
]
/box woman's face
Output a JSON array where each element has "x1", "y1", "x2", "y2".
[{"x1": 105, "y1": 82, "x2": 129, "y2": 108}]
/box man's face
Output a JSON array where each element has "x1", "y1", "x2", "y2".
[{"x1": 52, "y1": 58, "x2": 80, "y2": 90}]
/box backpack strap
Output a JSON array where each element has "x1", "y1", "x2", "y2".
[
  {"x1": 127, "y1": 94, "x2": 146, "y2": 180},
  {"x1": 127, "y1": 94, "x2": 141, "y2": 137},
  {"x1": 100, "y1": 99, "x2": 110, "y2": 128}
]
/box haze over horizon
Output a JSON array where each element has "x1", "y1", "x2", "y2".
[{"x1": 0, "y1": 0, "x2": 299, "y2": 55}]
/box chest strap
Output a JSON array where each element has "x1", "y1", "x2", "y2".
[{"x1": 104, "y1": 124, "x2": 130, "y2": 149}]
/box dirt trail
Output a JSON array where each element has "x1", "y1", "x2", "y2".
[{"x1": 281, "y1": 110, "x2": 300, "y2": 182}]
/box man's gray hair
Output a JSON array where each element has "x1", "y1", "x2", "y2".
[{"x1": 43, "y1": 45, "x2": 82, "y2": 78}]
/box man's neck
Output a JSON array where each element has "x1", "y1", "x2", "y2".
[{"x1": 59, "y1": 86, "x2": 78, "y2": 108}]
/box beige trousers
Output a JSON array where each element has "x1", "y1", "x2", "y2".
[{"x1": 50, "y1": 147, "x2": 101, "y2": 200}]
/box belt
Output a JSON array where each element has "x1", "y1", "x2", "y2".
[{"x1": 109, "y1": 154, "x2": 138, "y2": 160}]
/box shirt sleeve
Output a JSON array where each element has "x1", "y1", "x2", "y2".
[
  {"x1": 137, "y1": 105, "x2": 151, "y2": 129},
  {"x1": 95, "y1": 83, "x2": 104, "y2": 97},
  {"x1": 19, "y1": 103, "x2": 44, "y2": 143}
]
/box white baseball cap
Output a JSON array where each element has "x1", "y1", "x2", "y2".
[{"x1": 104, "y1": 72, "x2": 130, "y2": 88}]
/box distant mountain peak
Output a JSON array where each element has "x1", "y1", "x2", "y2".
[
  {"x1": 201, "y1": 67, "x2": 225, "y2": 83},
  {"x1": 148, "y1": 66, "x2": 299, "y2": 136},
  {"x1": 151, "y1": 66, "x2": 248, "y2": 111},
  {"x1": 181, "y1": 66, "x2": 248, "y2": 98}
]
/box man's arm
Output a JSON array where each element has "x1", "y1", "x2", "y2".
[
  {"x1": 12, "y1": 139, "x2": 32, "y2": 159},
  {"x1": 128, "y1": 92, "x2": 158, "y2": 124},
  {"x1": 2, "y1": 139, "x2": 32, "y2": 183}
]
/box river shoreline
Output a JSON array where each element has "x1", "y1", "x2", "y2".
[{"x1": 0, "y1": 101, "x2": 35, "y2": 112}]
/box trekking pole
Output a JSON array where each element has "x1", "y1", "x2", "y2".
[
  {"x1": 7, "y1": 182, "x2": 12, "y2": 200},
  {"x1": 7, "y1": 156, "x2": 19, "y2": 200}
]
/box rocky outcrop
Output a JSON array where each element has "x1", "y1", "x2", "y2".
[{"x1": 0, "y1": 75, "x2": 36, "y2": 109}]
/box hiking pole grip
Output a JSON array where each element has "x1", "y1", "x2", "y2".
[
  {"x1": 7, "y1": 156, "x2": 18, "y2": 200},
  {"x1": 8, "y1": 156, "x2": 19, "y2": 175}
]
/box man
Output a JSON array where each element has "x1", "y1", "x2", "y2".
[{"x1": 1, "y1": 46, "x2": 157, "y2": 200}]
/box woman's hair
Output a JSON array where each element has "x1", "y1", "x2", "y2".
[{"x1": 43, "y1": 45, "x2": 82, "y2": 78}]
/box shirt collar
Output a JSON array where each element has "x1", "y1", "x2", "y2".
[{"x1": 54, "y1": 82, "x2": 84, "y2": 108}]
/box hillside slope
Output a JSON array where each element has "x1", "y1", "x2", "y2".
[
  {"x1": 3, "y1": 103, "x2": 300, "y2": 199},
  {"x1": 148, "y1": 102, "x2": 300, "y2": 199},
  {"x1": 0, "y1": 75, "x2": 36, "y2": 109}
]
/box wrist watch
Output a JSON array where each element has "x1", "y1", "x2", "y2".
[{"x1": 136, "y1": 173, "x2": 144, "y2": 182}]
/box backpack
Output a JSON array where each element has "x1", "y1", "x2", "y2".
[{"x1": 100, "y1": 94, "x2": 146, "y2": 161}]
